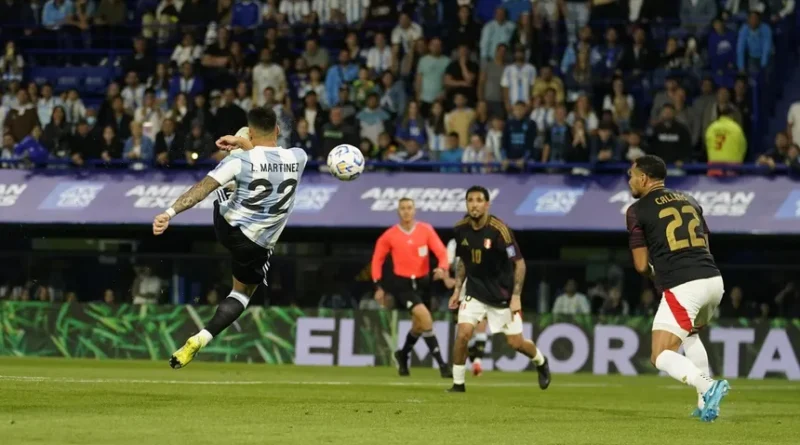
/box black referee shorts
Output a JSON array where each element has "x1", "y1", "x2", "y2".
[
  {"x1": 383, "y1": 275, "x2": 430, "y2": 312},
  {"x1": 213, "y1": 201, "x2": 273, "y2": 286}
]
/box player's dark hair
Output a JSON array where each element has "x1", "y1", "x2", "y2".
[
  {"x1": 247, "y1": 107, "x2": 278, "y2": 134},
  {"x1": 635, "y1": 155, "x2": 667, "y2": 181},
  {"x1": 466, "y1": 185, "x2": 490, "y2": 202},
  {"x1": 398, "y1": 197, "x2": 414, "y2": 204}
]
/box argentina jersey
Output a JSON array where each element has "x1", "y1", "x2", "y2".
[{"x1": 207, "y1": 146, "x2": 309, "y2": 249}]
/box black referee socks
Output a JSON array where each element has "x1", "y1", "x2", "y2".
[{"x1": 422, "y1": 330, "x2": 446, "y2": 368}]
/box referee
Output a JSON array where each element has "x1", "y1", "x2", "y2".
[{"x1": 372, "y1": 197, "x2": 452, "y2": 378}]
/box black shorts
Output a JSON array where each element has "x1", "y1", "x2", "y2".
[
  {"x1": 384, "y1": 275, "x2": 430, "y2": 311},
  {"x1": 213, "y1": 201, "x2": 273, "y2": 286}
]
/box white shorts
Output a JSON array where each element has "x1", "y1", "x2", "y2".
[
  {"x1": 653, "y1": 275, "x2": 724, "y2": 340},
  {"x1": 458, "y1": 278, "x2": 468, "y2": 301},
  {"x1": 457, "y1": 296, "x2": 523, "y2": 336}
]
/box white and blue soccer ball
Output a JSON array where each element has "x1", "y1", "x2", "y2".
[{"x1": 326, "y1": 144, "x2": 364, "y2": 181}]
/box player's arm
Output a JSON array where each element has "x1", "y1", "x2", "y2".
[
  {"x1": 152, "y1": 176, "x2": 222, "y2": 235},
  {"x1": 625, "y1": 206, "x2": 654, "y2": 279},
  {"x1": 491, "y1": 218, "x2": 525, "y2": 311}
]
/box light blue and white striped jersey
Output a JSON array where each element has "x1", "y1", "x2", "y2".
[
  {"x1": 208, "y1": 146, "x2": 309, "y2": 249},
  {"x1": 500, "y1": 63, "x2": 537, "y2": 105}
]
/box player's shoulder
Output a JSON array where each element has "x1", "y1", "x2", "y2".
[
  {"x1": 287, "y1": 146, "x2": 309, "y2": 161},
  {"x1": 454, "y1": 215, "x2": 471, "y2": 231},
  {"x1": 487, "y1": 215, "x2": 513, "y2": 242}
]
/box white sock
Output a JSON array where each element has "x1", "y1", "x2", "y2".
[
  {"x1": 195, "y1": 329, "x2": 213, "y2": 348},
  {"x1": 475, "y1": 332, "x2": 488, "y2": 342},
  {"x1": 684, "y1": 336, "x2": 710, "y2": 408},
  {"x1": 655, "y1": 350, "x2": 713, "y2": 394},
  {"x1": 532, "y1": 348, "x2": 545, "y2": 366},
  {"x1": 453, "y1": 364, "x2": 466, "y2": 385}
]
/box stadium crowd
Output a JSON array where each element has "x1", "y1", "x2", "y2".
[{"x1": 0, "y1": 0, "x2": 798, "y2": 172}]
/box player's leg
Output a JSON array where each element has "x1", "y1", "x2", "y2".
[
  {"x1": 170, "y1": 275, "x2": 259, "y2": 369},
  {"x1": 493, "y1": 308, "x2": 551, "y2": 389},
  {"x1": 651, "y1": 278, "x2": 729, "y2": 422},
  {"x1": 469, "y1": 318, "x2": 488, "y2": 376},
  {"x1": 448, "y1": 296, "x2": 484, "y2": 392},
  {"x1": 684, "y1": 331, "x2": 710, "y2": 417}
]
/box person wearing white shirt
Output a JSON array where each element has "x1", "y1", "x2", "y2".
[
  {"x1": 339, "y1": 0, "x2": 369, "y2": 25},
  {"x1": 391, "y1": 13, "x2": 423, "y2": 56},
  {"x1": 234, "y1": 81, "x2": 253, "y2": 112},
  {"x1": 461, "y1": 133, "x2": 493, "y2": 173},
  {"x1": 366, "y1": 32, "x2": 393, "y2": 74},
  {"x1": 121, "y1": 71, "x2": 146, "y2": 113},
  {"x1": 134, "y1": 89, "x2": 165, "y2": 136},
  {"x1": 501, "y1": 47, "x2": 537, "y2": 112},
  {"x1": 37, "y1": 83, "x2": 63, "y2": 127},
  {"x1": 552, "y1": 279, "x2": 592, "y2": 315},
  {"x1": 787, "y1": 101, "x2": 800, "y2": 144},
  {"x1": 171, "y1": 33, "x2": 203, "y2": 67},
  {"x1": 485, "y1": 117, "x2": 504, "y2": 161},
  {"x1": 279, "y1": 0, "x2": 311, "y2": 24},
  {"x1": 64, "y1": 89, "x2": 87, "y2": 125},
  {"x1": 252, "y1": 48, "x2": 287, "y2": 105}
]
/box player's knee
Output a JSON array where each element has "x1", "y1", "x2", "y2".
[
  {"x1": 506, "y1": 334, "x2": 524, "y2": 350},
  {"x1": 456, "y1": 327, "x2": 473, "y2": 344}
]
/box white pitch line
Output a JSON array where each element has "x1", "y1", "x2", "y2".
[{"x1": 0, "y1": 375, "x2": 797, "y2": 390}]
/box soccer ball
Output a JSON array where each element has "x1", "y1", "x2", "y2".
[{"x1": 326, "y1": 144, "x2": 365, "y2": 181}]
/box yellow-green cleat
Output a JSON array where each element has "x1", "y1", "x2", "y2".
[{"x1": 169, "y1": 336, "x2": 202, "y2": 369}]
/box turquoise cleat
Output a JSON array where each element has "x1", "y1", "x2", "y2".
[
  {"x1": 690, "y1": 408, "x2": 702, "y2": 418},
  {"x1": 699, "y1": 380, "x2": 731, "y2": 422}
]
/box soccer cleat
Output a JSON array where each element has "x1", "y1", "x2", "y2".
[
  {"x1": 472, "y1": 360, "x2": 483, "y2": 377},
  {"x1": 439, "y1": 364, "x2": 453, "y2": 378},
  {"x1": 536, "y1": 357, "x2": 551, "y2": 390},
  {"x1": 690, "y1": 408, "x2": 702, "y2": 418},
  {"x1": 699, "y1": 380, "x2": 731, "y2": 422},
  {"x1": 169, "y1": 336, "x2": 202, "y2": 369},
  {"x1": 393, "y1": 350, "x2": 410, "y2": 377},
  {"x1": 447, "y1": 383, "x2": 466, "y2": 393}
]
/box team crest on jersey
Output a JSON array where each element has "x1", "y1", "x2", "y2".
[{"x1": 484, "y1": 239, "x2": 492, "y2": 249}]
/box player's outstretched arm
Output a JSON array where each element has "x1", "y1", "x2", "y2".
[
  {"x1": 153, "y1": 176, "x2": 222, "y2": 236},
  {"x1": 216, "y1": 135, "x2": 254, "y2": 152}
]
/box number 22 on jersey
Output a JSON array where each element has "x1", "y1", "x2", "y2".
[
  {"x1": 241, "y1": 178, "x2": 297, "y2": 214},
  {"x1": 659, "y1": 205, "x2": 706, "y2": 251}
]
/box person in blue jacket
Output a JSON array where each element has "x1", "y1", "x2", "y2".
[{"x1": 501, "y1": 101, "x2": 536, "y2": 171}]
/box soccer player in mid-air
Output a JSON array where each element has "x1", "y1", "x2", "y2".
[
  {"x1": 447, "y1": 186, "x2": 551, "y2": 392},
  {"x1": 152, "y1": 107, "x2": 308, "y2": 369},
  {"x1": 625, "y1": 155, "x2": 729, "y2": 422}
]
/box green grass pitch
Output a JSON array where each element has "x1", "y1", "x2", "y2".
[{"x1": 0, "y1": 357, "x2": 798, "y2": 445}]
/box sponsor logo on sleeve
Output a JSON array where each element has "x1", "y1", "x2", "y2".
[
  {"x1": 514, "y1": 187, "x2": 585, "y2": 216},
  {"x1": 775, "y1": 190, "x2": 800, "y2": 219},
  {"x1": 0, "y1": 183, "x2": 27, "y2": 207},
  {"x1": 361, "y1": 187, "x2": 500, "y2": 212},
  {"x1": 38, "y1": 182, "x2": 104, "y2": 210},
  {"x1": 609, "y1": 190, "x2": 755, "y2": 217}
]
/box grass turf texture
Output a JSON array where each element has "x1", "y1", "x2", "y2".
[{"x1": 0, "y1": 357, "x2": 798, "y2": 445}]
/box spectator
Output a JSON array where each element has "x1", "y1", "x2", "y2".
[
  {"x1": 215, "y1": 88, "x2": 247, "y2": 139},
  {"x1": 634, "y1": 288, "x2": 658, "y2": 316},
  {"x1": 415, "y1": 37, "x2": 449, "y2": 116},
  {"x1": 552, "y1": 279, "x2": 591, "y2": 315},
  {"x1": 680, "y1": 0, "x2": 717, "y2": 36},
  {"x1": 719, "y1": 286, "x2": 755, "y2": 318},
  {"x1": 325, "y1": 50, "x2": 359, "y2": 107},
  {"x1": 671, "y1": 88, "x2": 691, "y2": 129},
  {"x1": 737, "y1": 12, "x2": 773, "y2": 74},
  {"x1": 563, "y1": 0, "x2": 590, "y2": 44},
  {"x1": 565, "y1": 50, "x2": 593, "y2": 103},
  {"x1": 183, "y1": 119, "x2": 218, "y2": 162},
  {"x1": 658, "y1": 36, "x2": 684, "y2": 72},
  {"x1": 42, "y1": 106, "x2": 71, "y2": 157},
  {"x1": 732, "y1": 76, "x2": 753, "y2": 137},
  {"x1": 201, "y1": 26, "x2": 233, "y2": 88},
  {"x1": 366, "y1": 33, "x2": 393, "y2": 75},
  {"x1": 42, "y1": 0, "x2": 76, "y2": 64},
  {"x1": 387, "y1": 139, "x2": 427, "y2": 163},
  {"x1": 344, "y1": 31, "x2": 366, "y2": 66},
  {"x1": 590, "y1": 27, "x2": 623, "y2": 84},
  {"x1": 623, "y1": 131, "x2": 646, "y2": 162},
  {"x1": 391, "y1": 12, "x2": 423, "y2": 59},
  {"x1": 69, "y1": 119, "x2": 94, "y2": 166},
  {"x1": 351, "y1": 66, "x2": 379, "y2": 109},
  {"x1": 444, "y1": 93, "x2": 475, "y2": 149},
  {"x1": 620, "y1": 27, "x2": 655, "y2": 81},
  {"x1": 567, "y1": 94, "x2": 598, "y2": 132},
  {"x1": 530, "y1": 91, "x2": 556, "y2": 132},
  {"x1": 444, "y1": 44, "x2": 479, "y2": 107},
  {"x1": 232, "y1": 81, "x2": 252, "y2": 112},
  {"x1": 650, "y1": 104, "x2": 692, "y2": 165},
  {"x1": 378, "y1": 71, "x2": 407, "y2": 120},
  {"x1": 708, "y1": 18, "x2": 737, "y2": 81},
  {"x1": 395, "y1": 101, "x2": 427, "y2": 150},
  {"x1": 230, "y1": 0, "x2": 261, "y2": 41},
  {"x1": 14, "y1": 125, "x2": 49, "y2": 164},
  {"x1": 689, "y1": 78, "x2": 717, "y2": 145},
  {"x1": 705, "y1": 107, "x2": 747, "y2": 166},
  {"x1": 154, "y1": 117, "x2": 185, "y2": 166},
  {"x1": 131, "y1": 266, "x2": 162, "y2": 304},
  {"x1": 502, "y1": 101, "x2": 535, "y2": 168},
  {"x1": 501, "y1": 47, "x2": 537, "y2": 113},
  {"x1": 485, "y1": 117, "x2": 504, "y2": 161},
  {"x1": 301, "y1": 38, "x2": 330, "y2": 72},
  {"x1": 532, "y1": 65, "x2": 565, "y2": 104},
  {"x1": 37, "y1": 83, "x2": 63, "y2": 127},
  {"x1": 562, "y1": 25, "x2": 594, "y2": 74},
  {"x1": 701, "y1": 87, "x2": 742, "y2": 137},
  {"x1": 542, "y1": 105, "x2": 572, "y2": 163},
  {"x1": 94, "y1": 125, "x2": 123, "y2": 162},
  {"x1": 599, "y1": 286, "x2": 629, "y2": 316},
  {"x1": 426, "y1": 100, "x2": 447, "y2": 152},
  {"x1": 469, "y1": 101, "x2": 491, "y2": 137},
  {"x1": 251, "y1": 48, "x2": 287, "y2": 105},
  {"x1": 461, "y1": 133, "x2": 492, "y2": 172},
  {"x1": 122, "y1": 37, "x2": 156, "y2": 82},
  {"x1": 0, "y1": 41, "x2": 24, "y2": 84},
  {"x1": 447, "y1": 5, "x2": 481, "y2": 52},
  {"x1": 356, "y1": 93, "x2": 390, "y2": 146},
  {"x1": 171, "y1": 33, "x2": 203, "y2": 68},
  {"x1": 1, "y1": 133, "x2": 15, "y2": 167},
  {"x1": 320, "y1": 107, "x2": 357, "y2": 160},
  {"x1": 376, "y1": 131, "x2": 398, "y2": 159},
  {"x1": 95, "y1": 0, "x2": 127, "y2": 32},
  {"x1": 102, "y1": 96, "x2": 132, "y2": 140},
  {"x1": 649, "y1": 77, "x2": 679, "y2": 125},
  {"x1": 603, "y1": 77, "x2": 633, "y2": 132},
  {"x1": 786, "y1": 99, "x2": 800, "y2": 145},
  {"x1": 479, "y1": 7, "x2": 516, "y2": 61},
  {"x1": 417, "y1": 0, "x2": 445, "y2": 38},
  {"x1": 590, "y1": 122, "x2": 619, "y2": 163},
  {"x1": 297, "y1": 91, "x2": 323, "y2": 138},
  {"x1": 182, "y1": 93, "x2": 211, "y2": 134},
  {"x1": 124, "y1": 120, "x2": 155, "y2": 163},
  {"x1": 146, "y1": 63, "x2": 171, "y2": 106},
  {"x1": 335, "y1": 86, "x2": 358, "y2": 123},
  {"x1": 290, "y1": 118, "x2": 318, "y2": 158},
  {"x1": 179, "y1": 0, "x2": 210, "y2": 38},
  {"x1": 169, "y1": 62, "x2": 205, "y2": 102},
  {"x1": 437, "y1": 132, "x2": 463, "y2": 170},
  {"x1": 122, "y1": 71, "x2": 146, "y2": 113},
  {"x1": 566, "y1": 117, "x2": 590, "y2": 163},
  {"x1": 4, "y1": 90, "x2": 39, "y2": 142},
  {"x1": 774, "y1": 281, "x2": 800, "y2": 318},
  {"x1": 478, "y1": 43, "x2": 508, "y2": 119},
  {"x1": 757, "y1": 132, "x2": 792, "y2": 169}
]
